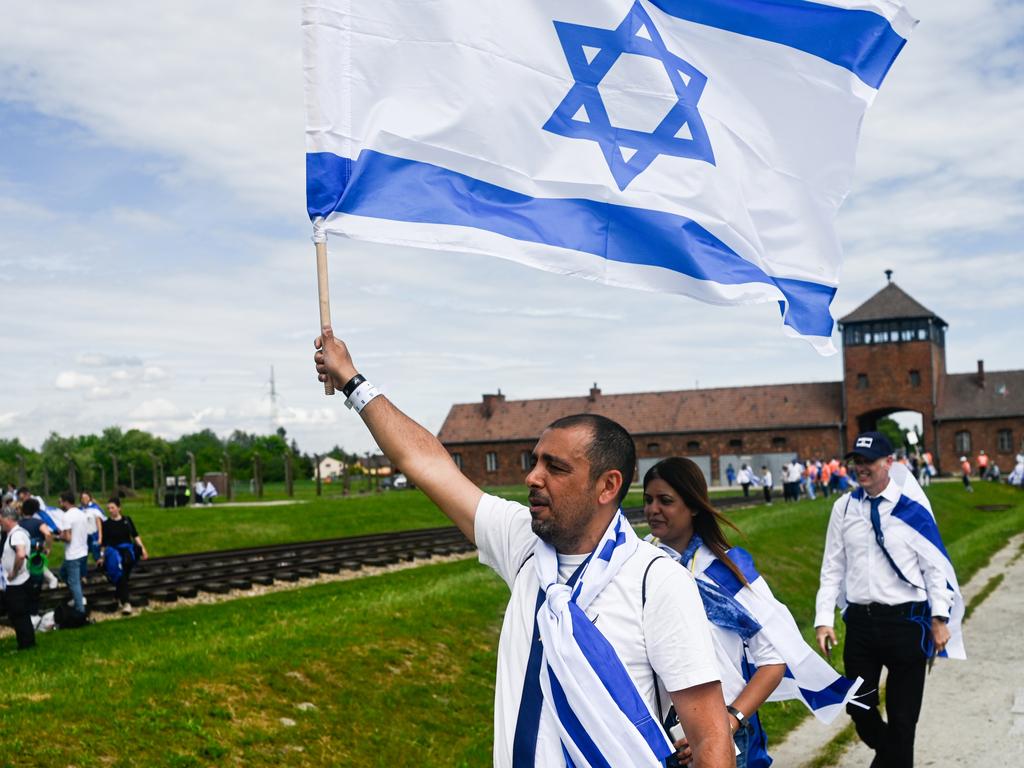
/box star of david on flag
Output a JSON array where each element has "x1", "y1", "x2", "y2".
[
  {"x1": 543, "y1": 2, "x2": 714, "y2": 191},
  {"x1": 304, "y1": 0, "x2": 917, "y2": 354}
]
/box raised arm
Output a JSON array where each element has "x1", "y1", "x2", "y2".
[{"x1": 314, "y1": 327, "x2": 482, "y2": 543}]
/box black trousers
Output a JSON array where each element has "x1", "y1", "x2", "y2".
[
  {"x1": 843, "y1": 605, "x2": 928, "y2": 768},
  {"x1": 5, "y1": 582, "x2": 37, "y2": 650},
  {"x1": 115, "y1": 558, "x2": 136, "y2": 605}
]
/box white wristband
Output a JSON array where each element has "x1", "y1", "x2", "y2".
[{"x1": 345, "y1": 380, "x2": 381, "y2": 414}]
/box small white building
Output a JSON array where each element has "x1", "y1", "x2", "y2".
[{"x1": 316, "y1": 456, "x2": 345, "y2": 480}]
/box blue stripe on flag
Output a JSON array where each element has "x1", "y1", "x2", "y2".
[
  {"x1": 569, "y1": 604, "x2": 673, "y2": 760},
  {"x1": 596, "y1": 520, "x2": 626, "y2": 562},
  {"x1": 547, "y1": 665, "x2": 613, "y2": 768},
  {"x1": 798, "y1": 674, "x2": 859, "y2": 711},
  {"x1": 891, "y1": 496, "x2": 951, "y2": 561},
  {"x1": 306, "y1": 151, "x2": 837, "y2": 338},
  {"x1": 704, "y1": 547, "x2": 760, "y2": 596},
  {"x1": 648, "y1": 0, "x2": 907, "y2": 88}
]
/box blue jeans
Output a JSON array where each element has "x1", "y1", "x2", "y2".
[
  {"x1": 734, "y1": 717, "x2": 773, "y2": 768},
  {"x1": 87, "y1": 533, "x2": 102, "y2": 562},
  {"x1": 60, "y1": 556, "x2": 88, "y2": 613}
]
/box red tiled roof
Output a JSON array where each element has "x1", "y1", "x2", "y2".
[
  {"x1": 438, "y1": 382, "x2": 844, "y2": 444},
  {"x1": 937, "y1": 370, "x2": 1024, "y2": 420},
  {"x1": 839, "y1": 282, "x2": 946, "y2": 325}
]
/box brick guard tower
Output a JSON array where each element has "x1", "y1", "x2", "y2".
[{"x1": 838, "y1": 272, "x2": 948, "y2": 460}]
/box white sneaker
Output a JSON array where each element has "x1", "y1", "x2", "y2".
[{"x1": 121, "y1": 603, "x2": 133, "y2": 615}]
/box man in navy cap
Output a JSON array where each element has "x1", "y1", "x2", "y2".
[{"x1": 813, "y1": 431, "x2": 954, "y2": 768}]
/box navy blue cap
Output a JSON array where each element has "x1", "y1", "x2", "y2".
[{"x1": 845, "y1": 431, "x2": 895, "y2": 461}]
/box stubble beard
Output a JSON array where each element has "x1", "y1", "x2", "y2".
[{"x1": 531, "y1": 497, "x2": 593, "y2": 553}]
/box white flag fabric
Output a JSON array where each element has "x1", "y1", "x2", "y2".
[{"x1": 304, "y1": 0, "x2": 916, "y2": 352}]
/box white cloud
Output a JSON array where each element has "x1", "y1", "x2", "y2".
[
  {"x1": 142, "y1": 366, "x2": 168, "y2": 383},
  {"x1": 55, "y1": 371, "x2": 100, "y2": 390},
  {"x1": 129, "y1": 398, "x2": 179, "y2": 420},
  {"x1": 85, "y1": 386, "x2": 128, "y2": 401},
  {"x1": 77, "y1": 353, "x2": 143, "y2": 368}
]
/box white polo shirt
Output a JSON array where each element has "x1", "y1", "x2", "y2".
[
  {"x1": 2, "y1": 525, "x2": 31, "y2": 586},
  {"x1": 62, "y1": 507, "x2": 89, "y2": 560},
  {"x1": 475, "y1": 494, "x2": 720, "y2": 768}
]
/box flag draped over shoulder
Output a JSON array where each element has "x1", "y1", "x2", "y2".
[{"x1": 303, "y1": 0, "x2": 916, "y2": 352}]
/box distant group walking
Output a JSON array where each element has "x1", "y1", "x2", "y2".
[{"x1": 1, "y1": 487, "x2": 148, "y2": 650}]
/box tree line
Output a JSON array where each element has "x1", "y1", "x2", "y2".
[{"x1": 0, "y1": 426, "x2": 361, "y2": 497}]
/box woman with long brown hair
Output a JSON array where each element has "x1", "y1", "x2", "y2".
[{"x1": 644, "y1": 457, "x2": 860, "y2": 767}]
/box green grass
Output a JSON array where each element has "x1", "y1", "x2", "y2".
[
  {"x1": 9, "y1": 483, "x2": 1020, "y2": 766},
  {"x1": 2, "y1": 560, "x2": 505, "y2": 768},
  {"x1": 77, "y1": 483, "x2": 648, "y2": 561}
]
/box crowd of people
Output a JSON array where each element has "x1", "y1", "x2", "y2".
[
  {"x1": 727, "y1": 445, "x2": 1023, "y2": 507},
  {"x1": 0, "y1": 486, "x2": 148, "y2": 650}
]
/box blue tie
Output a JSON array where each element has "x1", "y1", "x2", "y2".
[
  {"x1": 512, "y1": 559, "x2": 589, "y2": 767},
  {"x1": 868, "y1": 496, "x2": 919, "y2": 589}
]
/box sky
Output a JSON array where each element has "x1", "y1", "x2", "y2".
[{"x1": 1, "y1": 1, "x2": 1022, "y2": 456}]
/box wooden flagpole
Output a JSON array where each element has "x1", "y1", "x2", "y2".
[{"x1": 315, "y1": 239, "x2": 335, "y2": 396}]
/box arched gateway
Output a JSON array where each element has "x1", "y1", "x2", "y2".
[{"x1": 439, "y1": 277, "x2": 1024, "y2": 484}]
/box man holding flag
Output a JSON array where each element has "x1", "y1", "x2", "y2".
[
  {"x1": 313, "y1": 329, "x2": 733, "y2": 767},
  {"x1": 814, "y1": 432, "x2": 964, "y2": 767}
]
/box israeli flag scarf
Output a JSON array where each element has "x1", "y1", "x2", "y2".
[
  {"x1": 649, "y1": 535, "x2": 863, "y2": 724},
  {"x1": 533, "y1": 511, "x2": 673, "y2": 768},
  {"x1": 841, "y1": 463, "x2": 966, "y2": 660}
]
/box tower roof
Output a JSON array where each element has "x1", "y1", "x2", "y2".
[{"x1": 838, "y1": 282, "x2": 946, "y2": 326}]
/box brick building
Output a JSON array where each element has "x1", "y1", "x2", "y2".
[{"x1": 438, "y1": 279, "x2": 1024, "y2": 486}]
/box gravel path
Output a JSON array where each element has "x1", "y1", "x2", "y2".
[{"x1": 771, "y1": 533, "x2": 1024, "y2": 766}]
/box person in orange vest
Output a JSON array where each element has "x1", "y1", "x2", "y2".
[
  {"x1": 976, "y1": 450, "x2": 989, "y2": 479},
  {"x1": 959, "y1": 457, "x2": 974, "y2": 493},
  {"x1": 828, "y1": 457, "x2": 841, "y2": 495},
  {"x1": 819, "y1": 462, "x2": 832, "y2": 499}
]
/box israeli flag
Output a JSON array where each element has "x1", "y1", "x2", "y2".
[{"x1": 304, "y1": 0, "x2": 916, "y2": 352}]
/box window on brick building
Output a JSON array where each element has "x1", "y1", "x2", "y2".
[
  {"x1": 772, "y1": 436, "x2": 787, "y2": 448},
  {"x1": 486, "y1": 452, "x2": 498, "y2": 473},
  {"x1": 998, "y1": 429, "x2": 1013, "y2": 453},
  {"x1": 686, "y1": 440, "x2": 700, "y2": 451},
  {"x1": 729, "y1": 438, "x2": 743, "y2": 449},
  {"x1": 857, "y1": 373, "x2": 869, "y2": 389},
  {"x1": 451, "y1": 453, "x2": 462, "y2": 470},
  {"x1": 520, "y1": 451, "x2": 533, "y2": 471},
  {"x1": 647, "y1": 442, "x2": 660, "y2": 452},
  {"x1": 909, "y1": 370, "x2": 921, "y2": 387},
  {"x1": 954, "y1": 431, "x2": 971, "y2": 454}
]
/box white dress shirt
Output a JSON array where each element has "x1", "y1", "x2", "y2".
[{"x1": 815, "y1": 479, "x2": 952, "y2": 628}]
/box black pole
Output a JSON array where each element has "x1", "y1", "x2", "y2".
[{"x1": 315, "y1": 454, "x2": 322, "y2": 497}]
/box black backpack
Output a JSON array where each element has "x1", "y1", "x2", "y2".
[{"x1": 54, "y1": 602, "x2": 91, "y2": 629}]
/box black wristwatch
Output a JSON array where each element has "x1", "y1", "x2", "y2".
[
  {"x1": 932, "y1": 616, "x2": 949, "y2": 624},
  {"x1": 727, "y1": 705, "x2": 752, "y2": 731}
]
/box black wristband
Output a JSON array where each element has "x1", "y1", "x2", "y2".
[
  {"x1": 341, "y1": 374, "x2": 365, "y2": 398},
  {"x1": 932, "y1": 616, "x2": 949, "y2": 624},
  {"x1": 726, "y1": 705, "x2": 751, "y2": 731}
]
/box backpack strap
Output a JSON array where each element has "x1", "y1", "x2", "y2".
[{"x1": 641, "y1": 553, "x2": 672, "y2": 726}]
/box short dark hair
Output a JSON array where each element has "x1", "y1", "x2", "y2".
[
  {"x1": 546, "y1": 413, "x2": 636, "y2": 506},
  {"x1": 107, "y1": 497, "x2": 122, "y2": 509},
  {"x1": 59, "y1": 490, "x2": 75, "y2": 505},
  {"x1": 17, "y1": 486, "x2": 30, "y2": 496},
  {"x1": 21, "y1": 498, "x2": 40, "y2": 516}
]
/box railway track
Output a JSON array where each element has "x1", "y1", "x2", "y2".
[{"x1": 38, "y1": 494, "x2": 761, "y2": 615}]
